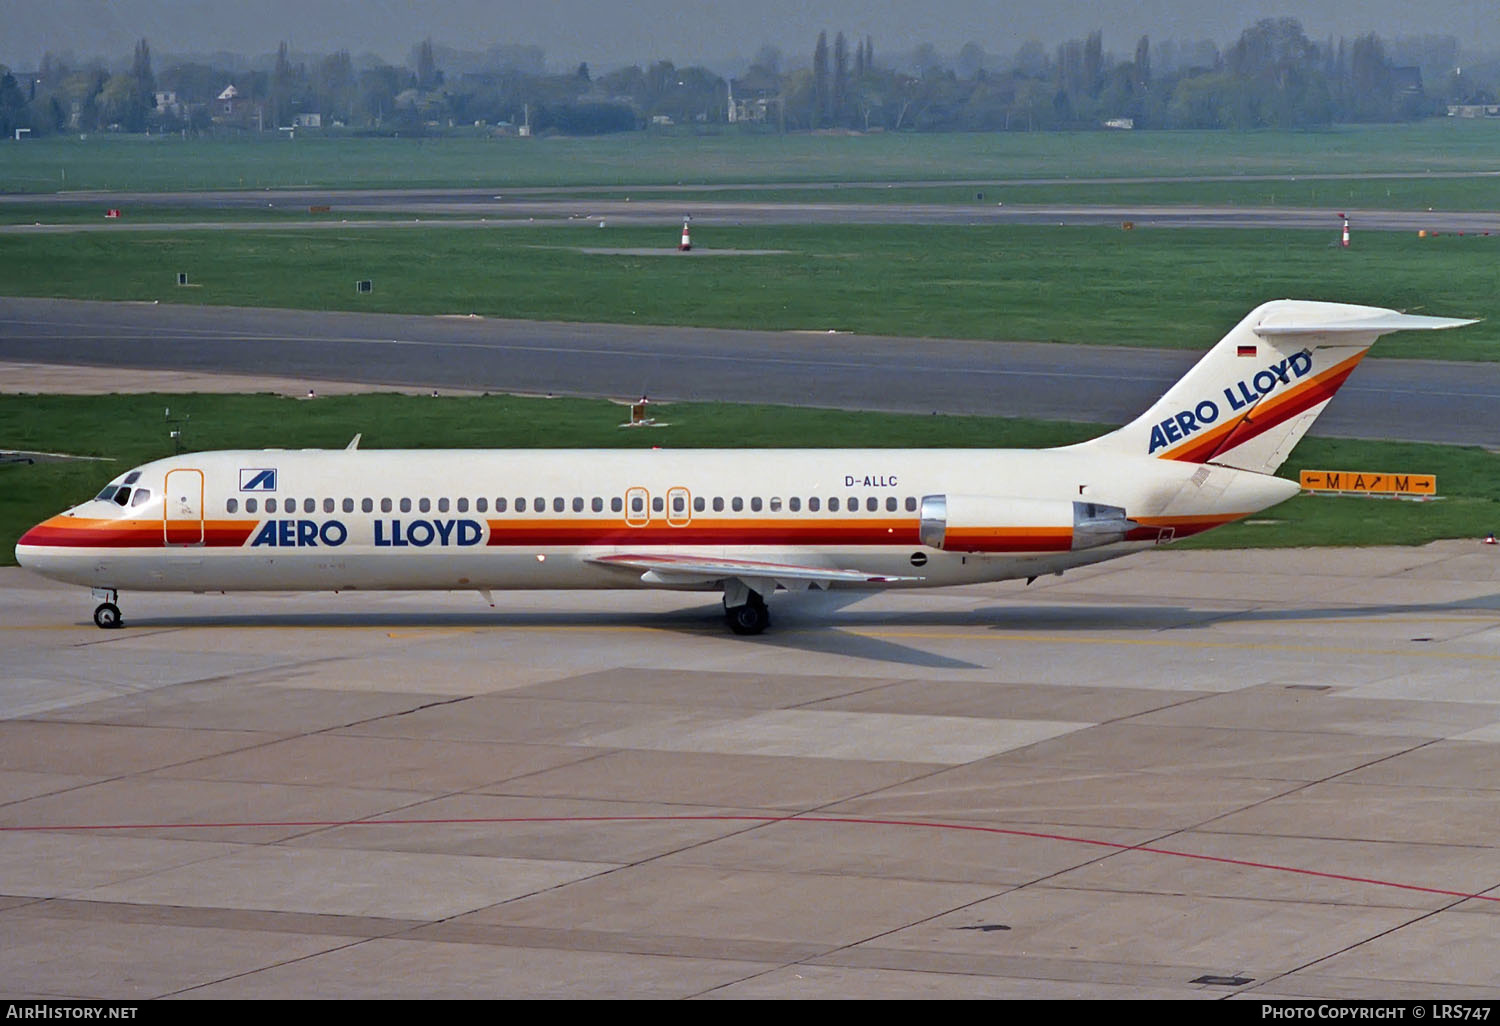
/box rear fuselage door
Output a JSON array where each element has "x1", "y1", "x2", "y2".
[{"x1": 163, "y1": 468, "x2": 205, "y2": 545}]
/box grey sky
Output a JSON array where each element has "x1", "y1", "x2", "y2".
[{"x1": 1, "y1": 1, "x2": 1489, "y2": 72}]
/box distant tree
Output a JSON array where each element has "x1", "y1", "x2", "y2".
[
  {"x1": 270, "y1": 42, "x2": 293, "y2": 127},
  {"x1": 957, "y1": 42, "x2": 987, "y2": 80},
  {"x1": 576, "y1": 62, "x2": 591, "y2": 84},
  {"x1": 812, "y1": 31, "x2": 829, "y2": 127},
  {"x1": 0, "y1": 68, "x2": 29, "y2": 136},
  {"x1": 416, "y1": 38, "x2": 440, "y2": 90},
  {"x1": 833, "y1": 32, "x2": 849, "y2": 125},
  {"x1": 314, "y1": 51, "x2": 356, "y2": 123},
  {"x1": 1348, "y1": 33, "x2": 1395, "y2": 121}
]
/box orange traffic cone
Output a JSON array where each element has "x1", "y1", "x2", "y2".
[{"x1": 678, "y1": 219, "x2": 692, "y2": 251}]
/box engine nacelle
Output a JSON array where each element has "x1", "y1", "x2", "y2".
[{"x1": 918, "y1": 494, "x2": 1138, "y2": 553}]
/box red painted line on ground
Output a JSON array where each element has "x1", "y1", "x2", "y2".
[{"x1": 4, "y1": 812, "x2": 1496, "y2": 904}]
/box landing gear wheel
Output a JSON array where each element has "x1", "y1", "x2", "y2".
[
  {"x1": 725, "y1": 593, "x2": 770, "y2": 636},
  {"x1": 93, "y1": 602, "x2": 123, "y2": 629}
]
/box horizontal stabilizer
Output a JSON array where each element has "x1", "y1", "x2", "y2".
[{"x1": 1254, "y1": 312, "x2": 1477, "y2": 337}]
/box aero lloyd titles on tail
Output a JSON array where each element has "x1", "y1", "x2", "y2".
[
  {"x1": 16, "y1": 300, "x2": 1479, "y2": 635},
  {"x1": 1147, "y1": 350, "x2": 1315, "y2": 454}
]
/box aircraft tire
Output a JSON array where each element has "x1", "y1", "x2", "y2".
[
  {"x1": 93, "y1": 602, "x2": 123, "y2": 629},
  {"x1": 725, "y1": 598, "x2": 770, "y2": 636}
]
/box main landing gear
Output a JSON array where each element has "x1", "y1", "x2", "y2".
[
  {"x1": 724, "y1": 590, "x2": 770, "y2": 636},
  {"x1": 92, "y1": 588, "x2": 123, "y2": 629}
]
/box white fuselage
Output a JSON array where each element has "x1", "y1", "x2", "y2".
[{"x1": 16, "y1": 445, "x2": 1298, "y2": 595}]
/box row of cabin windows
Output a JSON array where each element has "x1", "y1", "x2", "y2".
[{"x1": 223, "y1": 495, "x2": 923, "y2": 516}]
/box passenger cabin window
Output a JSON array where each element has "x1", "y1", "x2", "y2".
[
  {"x1": 592, "y1": 497, "x2": 604, "y2": 513},
  {"x1": 652, "y1": 497, "x2": 664, "y2": 513},
  {"x1": 305, "y1": 498, "x2": 316, "y2": 514},
  {"x1": 456, "y1": 498, "x2": 468, "y2": 513},
  {"x1": 713, "y1": 497, "x2": 724, "y2": 512},
  {"x1": 886, "y1": 497, "x2": 897, "y2": 512},
  {"x1": 553, "y1": 497, "x2": 565, "y2": 513},
  {"x1": 246, "y1": 498, "x2": 258, "y2": 513},
  {"x1": 341, "y1": 498, "x2": 352, "y2": 513},
  {"x1": 572, "y1": 497, "x2": 584, "y2": 513},
  {"x1": 867, "y1": 497, "x2": 879, "y2": 512},
  {"x1": 266, "y1": 498, "x2": 278, "y2": 513},
  {"x1": 226, "y1": 498, "x2": 238, "y2": 513},
  {"x1": 418, "y1": 498, "x2": 430, "y2": 513},
  {"x1": 534, "y1": 497, "x2": 545, "y2": 512},
  {"x1": 516, "y1": 498, "x2": 527, "y2": 513},
  {"x1": 905, "y1": 497, "x2": 918, "y2": 512},
  {"x1": 809, "y1": 497, "x2": 820, "y2": 512},
  {"x1": 611, "y1": 497, "x2": 623, "y2": 513},
  {"x1": 438, "y1": 498, "x2": 450, "y2": 513},
  {"x1": 750, "y1": 497, "x2": 763, "y2": 512},
  {"x1": 694, "y1": 497, "x2": 705, "y2": 512},
  {"x1": 381, "y1": 498, "x2": 393, "y2": 513},
  {"x1": 829, "y1": 497, "x2": 840, "y2": 512},
  {"x1": 732, "y1": 497, "x2": 743, "y2": 512},
  {"x1": 769, "y1": 497, "x2": 782, "y2": 512},
  {"x1": 362, "y1": 498, "x2": 373, "y2": 513},
  {"x1": 631, "y1": 495, "x2": 645, "y2": 514},
  {"x1": 400, "y1": 498, "x2": 412, "y2": 513}
]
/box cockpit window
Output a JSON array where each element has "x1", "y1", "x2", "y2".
[
  {"x1": 130, "y1": 488, "x2": 152, "y2": 507},
  {"x1": 113, "y1": 488, "x2": 131, "y2": 506},
  {"x1": 95, "y1": 485, "x2": 119, "y2": 503},
  {"x1": 123, "y1": 471, "x2": 141, "y2": 485}
]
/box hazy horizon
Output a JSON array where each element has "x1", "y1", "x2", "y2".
[{"x1": 2, "y1": 0, "x2": 1493, "y2": 74}]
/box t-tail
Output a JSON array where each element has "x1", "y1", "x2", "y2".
[{"x1": 1071, "y1": 300, "x2": 1478, "y2": 474}]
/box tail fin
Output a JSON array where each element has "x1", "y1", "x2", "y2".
[{"x1": 1072, "y1": 300, "x2": 1476, "y2": 474}]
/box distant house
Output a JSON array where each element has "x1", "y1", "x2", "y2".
[
  {"x1": 154, "y1": 90, "x2": 182, "y2": 117},
  {"x1": 292, "y1": 113, "x2": 321, "y2": 128},
  {"x1": 212, "y1": 84, "x2": 263, "y2": 129},
  {"x1": 1447, "y1": 104, "x2": 1500, "y2": 118}
]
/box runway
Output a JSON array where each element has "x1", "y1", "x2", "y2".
[
  {"x1": 3, "y1": 542, "x2": 1499, "y2": 998},
  {"x1": 4, "y1": 296, "x2": 1500, "y2": 445}
]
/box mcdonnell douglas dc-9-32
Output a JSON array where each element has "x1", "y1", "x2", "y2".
[{"x1": 15, "y1": 300, "x2": 1476, "y2": 634}]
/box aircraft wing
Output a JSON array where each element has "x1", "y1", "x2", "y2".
[{"x1": 589, "y1": 553, "x2": 921, "y2": 589}]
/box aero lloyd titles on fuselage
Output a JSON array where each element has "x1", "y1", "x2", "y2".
[
  {"x1": 249, "y1": 518, "x2": 485, "y2": 547},
  {"x1": 1147, "y1": 351, "x2": 1313, "y2": 454}
]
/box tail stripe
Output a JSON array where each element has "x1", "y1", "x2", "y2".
[{"x1": 1157, "y1": 351, "x2": 1365, "y2": 464}]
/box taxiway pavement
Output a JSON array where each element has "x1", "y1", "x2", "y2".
[
  {"x1": 4, "y1": 297, "x2": 1498, "y2": 446},
  {"x1": 3, "y1": 542, "x2": 1499, "y2": 998}
]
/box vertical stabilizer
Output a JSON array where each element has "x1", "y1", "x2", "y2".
[{"x1": 1068, "y1": 300, "x2": 1476, "y2": 475}]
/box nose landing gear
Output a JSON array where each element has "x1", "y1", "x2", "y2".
[{"x1": 91, "y1": 588, "x2": 123, "y2": 629}]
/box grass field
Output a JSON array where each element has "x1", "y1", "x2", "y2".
[
  {"x1": 4, "y1": 392, "x2": 1497, "y2": 567},
  {"x1": 6, "y1": 121, "x2": 1500, "y2": 194},
  {"x1": 1, "y1": 223, "x2": 1495, "y2": 357}
]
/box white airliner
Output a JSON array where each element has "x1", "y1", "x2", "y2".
[{"x1": 16, "y1": 300, "x2": 1475, "y2": 634}]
